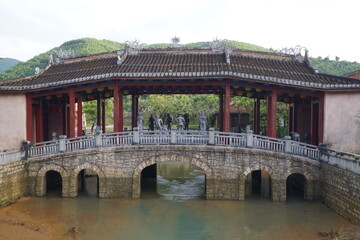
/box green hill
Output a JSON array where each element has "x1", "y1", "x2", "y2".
[
  {"x1": 0, "y1": 58, "x2": 20, "y2": 73},
  {"x1": 1, "y1": 38, "x2": 359, "y2": 80},
  {"x1": 309, "y1": 56, "x2": 360, "y2": 76},
  {"x1": 0, "y1": 38, "x2": 123, "y2": 80}
]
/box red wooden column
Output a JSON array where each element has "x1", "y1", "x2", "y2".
[
  {"x1": 77, "y1": 96, "x2": 83, "y2": 137},
  {"x1": 253, "y1": 98, "x2": 261, "y2": 134},
  {"x1": 318, "y1": 94, "x2": 324, "y2": 144},
  {"x1": 68, "y1": 90, "x2": 76, "y2": 138},
  {"x1": 101, "y1": 99, "x2": 106, "y2": 133},
  {"x1": 266, "y1": 90, "x2": 277, "y2": 138},
  {"x1": 26, "y1": 95, "x2": 34, "y2": 143},
  {"x1": 35, "y1": 98, "x2": 44, "y2": 143},
  {"x1": 218, "y1": 94, "x2": 224, "y2": 131},
  {"x1": 223, "y1": 84, "x2": 231, "y2": 132},
  {"x1": 113, "y1": 84, "x2": 123, "y2": 132}
]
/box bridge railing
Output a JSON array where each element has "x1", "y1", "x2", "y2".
[
  {"x1": 215, "y1": 132, "x2": 246, "y2": 147},
  {"x1": 0, "y1": 147, "x2": 25, "y2": 165},
  {"x1": 3, "y1": 129, "x2": 358, "y2": 175},
  {"x1": 139, "y1": 131, "x2": 171, "y2": 145},
  {"x1": 177, "y1": 130, "x2": 208, "y2": 145},
  {"x1": 319, "y1": 146, "x2": 360, "y2": 174},
  {"x1": 253, "y1": 135, "x2": 285, "y2": 153},
  {"x1": 65, "y1": 135, "x2": 96, "y2": 152},
  {"x1": 29, "y1": 140, "x2": 59, "y2": 157},
  {"x1": 290, "y1": 141, "x2": 319, "y2": 160},
  {"x1": 102, "y1": 132, "x2": 133, "y2": 146}
]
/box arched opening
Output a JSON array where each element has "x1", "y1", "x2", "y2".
[
  {"x1": 46, "y1": 170, "x2": 62, "y2": 197},
  {"x1": 287, "y1": 173, "x2": 305, "y2": 201},
  {"x1": 140, "y1": 162, "x2": 206, "y2": 199},
  {"x1": 77, "y1": 169, "x2": 99, "y2": 197},
  {"x1": 141, "y1": 164, "x2": 157, "y2": 198},
  {"x1": 245, "y1": 170, "x2": 272, "y2": 199}
]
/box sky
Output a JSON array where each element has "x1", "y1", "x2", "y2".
[{"x1": 0, "y1": 0, "x2": 359, "y2": 62}]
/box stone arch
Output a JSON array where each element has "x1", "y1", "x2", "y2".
[
  {"x1": 70, "y1": 162, "x2": 106, "y2": 198},
  {"x1": 285, "y1": 167, "x2": 315, "y2": 201},
  {"x1": 36, "y1": 164, "x2": 68, "y2": 197},
  {"x1": 240, "y1": 165, "x2": 281, "y2": 201},
  {"x1": 132, "y1": 153, "x2": 213, "y2": 199}
]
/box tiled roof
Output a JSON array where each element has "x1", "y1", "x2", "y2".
[{"x1": 1, "y1": 48, "x2": 360, "y2": 91}]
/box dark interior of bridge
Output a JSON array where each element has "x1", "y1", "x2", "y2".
[
  {"x1": 141, "y1": 164, "x2": 157, "y2": 198},
  {"x1": 287, "y1": 173, "x2": 305, "y2": 200},
  {"x1": 46, "y1": 170, "x2": 62, "y2": 197}
]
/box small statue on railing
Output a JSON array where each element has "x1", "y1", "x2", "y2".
[
  {"x1": 199, "y1": 112, "x2": 207, "y2": 131},
  {"x1": 166, "y1": 113, "x2": 173, "y2": 131},
  {"x1": 149, "y1": 114, "x2": 155, "y2": 131},
  {"x1": 291, "y1": 132, "x2": 300, "y2": 142},
  {"x1": 155, "y1": 115, "x2": 163, "y2": 130},
  {"x1": 177, "y1": 113, "x2": 185, "y2": 130},
  {"x1": 95, "y1": 125, "x2": 102, "y2": 134},
  {"x1": 184, "y1": 113, "x2": 190, "y2": 130},
  {"x1": 51, "y1": 132, "x2": 57, "y2": 141},
  {"x1": 137, "y1": 112, "x2": 144, "y2": 131}
]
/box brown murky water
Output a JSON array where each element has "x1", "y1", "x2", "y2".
[{"x1": 0, "y1": 163, "x2": 357, "y2": 240}]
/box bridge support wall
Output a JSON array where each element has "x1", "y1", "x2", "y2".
[
  {"x1": 0, "y1": 160, "x2": 28, "y2": 207},
  {"x1": 26, "y1": 145, "x2": 320, "y2": 202},
  {"x1": 321, "y1": 162, "x2": 360, "y2": 223}
]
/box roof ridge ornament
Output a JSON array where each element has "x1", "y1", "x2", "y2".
[
  {"x1": 209, "y1": 38, "x2": 228, "y2": 53},
  {"x1": 125, "y1": 40, "x2": 146, "y2": 55},
  {"x1": 277, "y1": 45, "x2": 309, "y2": 62},
  {"x1": 171, "y1": 36, "x2": 182, "y2": 48},
  {"x1": 225, "y1": 46, "x2": 232, "y2": 64}
]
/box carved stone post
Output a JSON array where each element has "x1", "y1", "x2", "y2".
[
  {"x1": 284, "y1": 136, "x2": 292, "y2": 153},
  {"x1": 95, "y1": 129, "x2": 103, "y2": 147},
  {"x1": 318, "y1": 143, "x2": 328, "y2": 161},
  {"x1": 171, "y1": 127, "x2": 177, "y2": 144},
  {"x1": 208, "y1": 128, "x2": 215, "y2": 145},
  {"x1": 21, "y1": 140, "x2": 30, "y2": 159},
  {"x1": 59, "y1": 135, "x2": 67, "y2": 152},
  {"x1": 246, "y1": 130, "x2": 254, "y2": 148},
  {"x1": 133, "y1": 127, "x2": 140, "y2": 144}
]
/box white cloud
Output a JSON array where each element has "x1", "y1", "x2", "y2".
[{"x1": 0, "y1": 0, "x2": 359, "y2": 62}]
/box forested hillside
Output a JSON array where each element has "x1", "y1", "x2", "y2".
[
  {"x1": 1, "y1": 38, "x2": 359, "y2": 80},
  {"x1": 0, "y1": 58, "x2": 20, "y2": 73},
  {"x1": 309, "y1": 56, "x2": 360, "y2": 76}
]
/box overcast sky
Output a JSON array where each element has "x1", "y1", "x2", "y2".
[{"x1": 0, "y1": 0, "x2": 359, "y2": 62}]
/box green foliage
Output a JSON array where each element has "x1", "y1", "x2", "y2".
[
  {"x1": 309, "y1": 56, "x2": 360, "y2": 76},
  {"x1": 139, "y1": 94, "x2": 219, "y2": 128}
]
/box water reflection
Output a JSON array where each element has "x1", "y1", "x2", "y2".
[
  {"x1": 3, "y1": 197, "x2": 352, "y2": 240},
  {"x1": 156, "y1": 162, "x2": 205, "y2": 200}
]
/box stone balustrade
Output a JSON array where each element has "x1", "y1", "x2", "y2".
[{"x1": 1, "y1": 129, "x2": 359, "y2": 174}]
